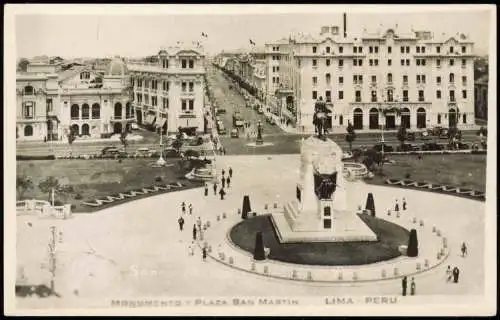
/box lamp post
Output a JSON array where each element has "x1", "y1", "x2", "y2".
[
  {"x1": 156, "y1": 127, "x2": 166, "y2": 166},
  {"x1": 48, "y1": 225, "x2": 57, "y2": 294}
]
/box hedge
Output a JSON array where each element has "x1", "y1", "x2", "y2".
[{"x1": 17, "y1": 155, "x2": 56, "y2": 161}]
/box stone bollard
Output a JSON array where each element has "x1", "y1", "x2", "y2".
[
  {"x1": 381, "y1": 269, "x2": 387, "y2": 278},
  {"x1": 338, "y1": 272, "x2": 343, "y2": 281},
  {"x1": 263, "y1": 266, "x2": 268, "y2": 274},
  {"x1": 292, "y1": 270, "x2": 297, "y2": 279},
  {"x1": 424, "y1": 259, "x2": 429, "y2": 268},
  {"x1": 437, "y1": 252, "x2": 441, "y2": 260},
  {"x1": 203, "y1": 241, "x2": 208, "y2": 248},
  {"x1": 396, "y1": 211, "x2": 400, "y2": 218},
  {"x1": 387, "y1": 209, "x2": 391, "y2": 216},
  {"x1": 352, "y1": 272, "x2": 358, "y2": 281},
  {"x1": 222, "y1": 212, "x2": 227, "y2": 219},
  {"x1": 419, "y1": 220, "x2": 424, "y2": 227},
  {"x1": 273, "y1": 202, "x2": 278, "y2": 209},
  {"x1": 216, "y1": 215, "x2": 220, "y2": 221},
  {"x1": 432, "y1": 226, "x2": 436, "y2": 233},
  {"x1": 393, "y1": 267, "x2": 399, "y2": 276},
  {"x1": 264, "y1": 204, "x2": 268, "y2": 211},
  {"x1": 228, "y1": 257, "x2": 234, "y2": 265},
  {"x1": 416, "y1": 262, "x2": 421, "y2": 271},
  {"x1": 412, "y1": 217, "x2": 417, "y2": 224},
  {"x1": 440, "y1": 247, "x2": 445, "y2": 256},
  {"x1": 307, "y1": 271, "x2": 313, "y2": 281},
  {"x1": 237, "y1": 208, "x2": 241, "y2": 215},
  {"x1": 251, "y1": 262, "x2": 256, "y2": 271},
  {"x1": 208, "y1": 245, "x2": 212, "y2": 253},
  {"x1": 207, "y1": 221, "x2": 211, "y2": 228},
  {"x1": 443, "y1": 237, "x2": 448, "y2": 248},
  {"x1": 358, "y1": 205, "x2": 362, "y2": 212},
  {"x1": 436, "y1": 230, "x2": 441, "y2": 237}
]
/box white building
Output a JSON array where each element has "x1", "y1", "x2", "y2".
[
  {"x1": 127, "y1": 45, "x2": 207, "y2": 135},
  {"x1": 16, "y1": 57, "x2": 133, "y2": 141},
  {"x1": 265, "y1": 23, "x2": 476, "y2": 133}
]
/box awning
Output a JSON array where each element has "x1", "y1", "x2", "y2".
[
  {"x1": 155, "y1": 117, "x2": 167, "y2": 128},
  {"x1": 144, "y1": 114, "x2": 156, "y2": 125}
]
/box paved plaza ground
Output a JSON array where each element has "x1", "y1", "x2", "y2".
[{"x1": 15, "y1": 154, "x2": 486, "y2": 309}]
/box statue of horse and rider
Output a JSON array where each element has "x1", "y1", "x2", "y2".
[{"x1": 312, "y1": 96, "x2": 329, "y2": 140}]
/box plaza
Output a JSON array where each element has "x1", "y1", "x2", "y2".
[{"x1": 16, "y1": 154, "x2": 485, "y2": 308}]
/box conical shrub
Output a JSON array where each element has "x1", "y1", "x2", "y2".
[
  {"x1": 407, "y1": 229, "x2": 419, "y2": 257},
  {"x1": 365, "y1": 193, "x2": 375, "y2": 217},
  {"x1": 242, "y1": 195, "x2": 251, "y2": 220},
  {"x1": 253, "y1": 231, "x2": 265, "y2": 261}
]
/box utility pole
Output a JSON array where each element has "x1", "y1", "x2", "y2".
[{"x1": 48, "y1": 225, "x2": 57, "y2": 294}]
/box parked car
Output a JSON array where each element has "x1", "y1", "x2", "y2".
[
  {"x1": 230, "y1": 128, "x2": 239, "y2": 138},
  {"x1": 420, "y1": 130, "x2": 432, "y2": 140},
  {"x1": 216, "y1": 108, "x2": 226, "y2": 115},
  {"x1": 135, "y1": 147, "x2": 153, "y2": 157},
  {"x1": 217, "y1": 123, "x2": 227, "y2": 135},
  {"x1": 373, "y1": 143, "x2": 394, "y2": 153},
  {"x1": 396, "y1": 143, "x2": 420, "y2": 152},
  {"x1": 257, "y1": 107, "x2": 264, "y2": 114},
  {"x1": 131, "y1": 123, "x2": 139, "y2": 130},
  {"x1": 101, "y1": 146, "x2": 120, "y2": 156},
  {"x1": 421, "y1": 142, "x2": 445, "y2": 151},
  {"x1": 266, "y1": 115, "x2": 276, "y2": 125}
]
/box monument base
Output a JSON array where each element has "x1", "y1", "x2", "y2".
[
  {"x1": 271, "y1": 210, "x2": 378, "y2": 243},
  {"x1": 255, "y1": 138, "x2": 264, "y2": 145}
]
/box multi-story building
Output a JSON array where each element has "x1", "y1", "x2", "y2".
[
  {"x1": 127, "y1": 45, "x2": 206, "y2": 135},
  {"x1": 474, "y1": 75, "x2": 488, "y2": 120},
  {"x1": 16, "y1": 57, "x2": 133, "y2": 141},
  {"x1": 265, "y1": 20, "x2": 476, "y2": 133}
]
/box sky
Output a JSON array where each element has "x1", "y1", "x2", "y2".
[{"x1": 14, "y1": 5, "x2": 493, "y2": 59}]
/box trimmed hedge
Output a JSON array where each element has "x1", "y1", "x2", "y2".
[{"x1": 17, "y1": 155, "x2": 55, "y2": 161}]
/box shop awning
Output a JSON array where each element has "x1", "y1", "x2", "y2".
[
  {"x1": 144, "y1": 114, "x2": 156, "y2": 125},
  {"x1": 155, "y1": 117, "x2": 167, "y2": 128}
]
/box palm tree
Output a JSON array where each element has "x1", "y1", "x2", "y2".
[
  {"x1": 377, "y1": 105, "x2": 402, "y2": 171},
  {"x1": 345, "y1": 121, "x2": 356, "y2": 152}
]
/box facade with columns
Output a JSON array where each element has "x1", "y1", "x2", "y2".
[
  {"x1": 265, "y1": 25, "x2": 476, "y2": 132},
  {"x1": 16, "y1": 58, "x2": 133, "y2": 142},
  {"x1": 127, "y1": 46, "x2": 206, "y2": 135}
]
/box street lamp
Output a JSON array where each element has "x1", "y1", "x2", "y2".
[{"x1": 156, "y1": 126, "x2": 166, "y2": 166}]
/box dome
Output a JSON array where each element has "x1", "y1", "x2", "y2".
[{"x1": 108, "y1": 58, "x2": 127, "y2": 76}]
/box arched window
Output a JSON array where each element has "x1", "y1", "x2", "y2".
[
  {"x1": 70, "y1": 124, "x2": 79, "y2": 135},
  {"x1": 387, "y1": 73, "x2": 393, "y2": 83},
  {"x1": 401, "y1": 107, "x2": 411, "y2": 129},
  {"x1": 449, "y1": 73, "x2": 455, "y2": 83},
  {"x1": 416, "y1": 107, "x2": 427, "y2": 128},
  {"x1": 339, "y1": 115, "x2": 343, "y2": 126},
  {"x1": 71, "y1": 104, "x2": 79, "y2": 119},
  {"x1": 24, "y1": 125, "x2": 33, "y2": 136},
  {"x1": 81, "y1": 123, "x2": 90, "y2": 136},
  {"x1": 114, "y1": 102, "x2": 122, "y2": 119},
  {"x1": 437, "y1": 114, "x2": 442, "y2": 125},
  {"x1": 353, "y1": 108, "x2": 363, "y2": 130},
  {"x1": 462, "y1": 113, "x2": 467, "y2": 124},
  {"x1": 369, "y1": 108, "x2": 379, "y2": 129},
  {"x1": 81, "y1": 103, "x2": 90, "y2": 119},
  {"x1": 91, "y1": 103, "x2": 100, "y2": 119},
  {"x1": 24, "y1": 86, "x2": 34, "y2": 95},
  {"x1": 126, "y1": 102, "x2": 132, "y2": 118}
]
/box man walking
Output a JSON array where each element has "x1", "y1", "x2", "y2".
[
  {"x1": 181, "y1": 202, "x2": 186, "y2": 215},
  {"x1": 226, "y1": 176, "x2": 231, "y2": 189},
  {"x1": 452, "y1": 267, "x2": 460, "y2": 283},
  {"x1": 402, "y1": 198, "x2": 407, "y2": 211},
  {"x1": 192, "y1": 224, "x2": 197, "y2": 241},
  {"x1": 410, "y1": 277, "x2": 416, "y2": 295},
  {"x1": 189, "y1": 203, "x2": 193, "y2": 215},
  {"x1": 213, "y1": 182, "x2": 218, "y2": 195},
  {"x1": 222, "y1": 169, "x2": 225, "y2": 177},
  {"x1": 202, "y1": 246, "x2": 207, "y2": 261},
  {"x1": 178, "y1": 216, "x2": 185, "y2": 231},
  {"x1": 221, "y1": 176, "x2": 226, "y2": 189},
  {"x1": 401, "y1": 276, "x2": 408, "y2": 296},
  {"x1": 446, "y1": 265, "x2": 452, "y2": 282},
  {"x1": 394, "y1": 199, "x2": 400, "y2": 213},
  {"x1": 229, "y1": 167, "x2": 233, "y2": 178},
  {"x1": 461, "y1": 242, "x2": 468, "y2": 257},
  {"x1": 219, "y1": 188, "x2": 226, "y2": 200},
  {"x1": 204, "y1": 184, "x2": 209, "y2": 196}
]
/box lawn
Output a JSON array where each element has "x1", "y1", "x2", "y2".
[
  {"x1": 367, "y1": 154, "x2": 487, "y2": 192},
  {"x1": 16, "y1": 158, "x2": 204, "y2": 213},
  {"x1": 229, "y1": 214, "x2": 410, "y2": 266}
]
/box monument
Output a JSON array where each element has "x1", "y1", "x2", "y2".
[
  {"x1": 270, "y1": 99, "x2": 378, "y2": 243},
  {"x1": 255, "y1": 120, "x2": 264, "y2": 145}
]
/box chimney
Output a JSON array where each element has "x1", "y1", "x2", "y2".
[{"x1": 343, "y1": 13, "x2": 347, "y2": 38}]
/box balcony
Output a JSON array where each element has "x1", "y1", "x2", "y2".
[
  {"x1": 181, "y1": 90, "x2": 195, "y2": 97},
  {"x1": 110, "y1": 115, "x2": 136, "y2": 122}
]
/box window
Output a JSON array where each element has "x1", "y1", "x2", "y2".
[
  {"x1": 437, "y1": 114, "x2": 442, "y2": 124},
  {"x1": 375, "y1": 59, "x2": 379, "y2": 66},
  {"x1": 437, "y1": 46, "x2": 441, "y2": 54},
  {"x1": 462, "y1": 76, "x2": 467, "y2": 85},
  {"x1": 23, "y1": 102, "x2": 34, "y2": 118},
  {"x1": 353, "y1": 75, "x2": 357, "y2": 84},
  {"x1": 359, "y1": 75, "x2": 363, "y2": 84},
  {"x1": 371, "y1": 90, "x2": 377, "y2": 102},
  {"x1": 354, "y1": 47, "x2": 358, "y2": 54},
  {"x1": 369, "y1": 59, "x2": 373, "y2": 66},
  {"x1": 450, "y1": 46, "x2": 454, "y2": 53},
  {"x1": 416, "y1": 47, "x2": 420, "y2": 53},
  {"x1": 182, "y1": 82, "x2": 187, "y2": 92},
  {"x1": 152, "y1": 96, "x2": 157, "y2": 107},
  {"x1": 188, "y1": 60, "x2": 194, "y2": 68},
  {"x1": 416, "y1": 75, "x2": 421, "y2": 83},
  {"x1": 353, "y1": 59, "x2": 358, "y2": 66},
  {"x1": 81, "y1": 103, "x2": 89, "y2": 119},
  {"x1": 358, "y1": 59, "x2": 363, "y2": 66},
  {"x1": 46, "y1": 99, "x2": 53, "y2": 112},
  {"x1": 312, "y1": 59, "x2": 317, "y2": 67},
  {"x1": 449, "y1": 73, "x2": 455, "y2": 83},
  {"x1": 388, "y1": 59, "x2": 392, "y2": 66},
  {"x1": 436, "y1": 90, "x2": 442, "y2": 99},
  {"x1": 400, "y1": 46, "x2": 405, "y2": 54},
  {"x1": 463, "y1": 114, "x2": 467, "y2": 124},
  {"x1": 401, "y1": 59, "x2": 405, "y2": 66},
  {"x1": 339, "y1": 46, "x2": 343, "y2": 53},
  {"x1": 325, "y1": 90, "x2": 331, "y2": 101},
  {"x1": 312, "y1": 76, "x2": 318, "y2": 85},
  {"x1": 338, "y1": 91, "x2": 344, "y2": 100},
  {"x1": 422, "y1": 59, "x2": 426, "y2": 66},
  {"x1": 355, "y1": 90, "x2": 361, "y2": 102},
  {"x1": 437, "y1": 59, "x2": 441, "y2": 67},
  {"x1": 92, "y1": 103, "x2": 100, "y2": 118},
  {"x1": 417, "y1": 59, "x2": 421, "y2": 66},
  {"x1": 422, "y1": 75, "x2": 426, "y2": 84},
  {"x1": 163, "y1": 81, "x2": 169, "y2": 91},
  {"x1": 325, "y1": 73, "x2": 331, "y2": 84},
  {"x1": 375, "y1": 46, "x2": 379, "y2": 53},
  {"x1": 24, "y1": 125, "x2": 33, "y2": 137},
  {"x1": 388, "y1": 46, "x2": 392, "y2": 54},
  {"x1": 326, "y1": 46, "x2": 331, "y2": 53},
  {"x1": 189, "y1": 82, "x2": 194, "y2": 92},
  {"x1": 326, "y1": 59, "x2": 331, "y2": 66},
  {"x1": 418, "y1": 90, "x2": 425, "y2": 102},
  {"x1": 437, "y1": 76, "x2": 441, "y2": 84},
  {"x1": 387, "y1": 73, "x2": 393, "y2": 83},
  {"x1": 403, "y1": 75, "x2": 408, "y2": 84},
  {"x1": 461, "y1": 59, "x2": 466, "y2": 67},
  {"x1": 461, "y1": 46, "x2": 466, "y2": 53},
  {"x1": 181, "y1": 59, "x2": 187, "y2": 68},
  {"x1": 23, "y1": 85, "x2": 34, "y2": 95},
  {"x1": 162, "y1": 60, "x2": 169, "y2": 68},
  {"x1": 406, "y1": 59, "x2": 410, "y2": 66},
  {"x1": 324, "y1": 206, "x2": 331, "y2": 217},
  {"x1": 450, "y1": 59, "x2": 454, "y2": 66},
  {"x1": 403, "y1": 90, "x2": 409, "y2": 102},
  {"x1": 189, "y1": 100, "x2": 194, "y2": 110},
  {"x1": 312, "y1": 91, "x2": 318, "y2": 99},
  {"x1": 450, "y1": 90, "x2": 455, "y2": 101},
  {"x1": 358, "y1": 47, "x2": 363, "y2": 53},
  {"x1": 339, "y1": 59, "x2": 344, "y2": 67},
  {"x1": 406, "y1": 46, "x2": 410, "y2": 53},
  {"x1": 339, "y1": 76, "x2": 344, "y2": 84},
  {"x1": 462, "y1": 90, "x2": 467, "y2": 99},
  {"x1": 369, "y1": 46, "x2": 373, "y2": 53},
  {"x1": 371, "y1": 75, "x2": 376, "y2": 83},
  {"x1": 163, "y1": 98, "x2": 169, "y2": 109},
  {"x1": 387, "y1": 89, "x2": 393, "y2": 102},
  {"x1": 181, "y1": 100, "x2": 187, "y2": 111},
  {"x1": 70, "y1": 104, "x2": 79, "y2": 119},
  {"x1": 312, "y1": 46, "x2": 317, "y2": 53}
]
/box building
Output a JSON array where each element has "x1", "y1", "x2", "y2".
[
  {"x1": 127, "y1": 45, "x2": 206, "y2": 135},
  {"x1": 474, "y1": 75, "x2": 488, "y2": 121},
  {"x1": 264, "y1": 18, "x2": 476, "y2": 133},
  {"x1": 16, "y1": 57, "x2": 133, "y2": 141}
]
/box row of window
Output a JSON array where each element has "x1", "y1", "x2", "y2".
[
  {"x1": 312, "y1": 89, "x2": 468, "y2": 102},
  {"x1": 136, "y1": 93, "x2": 170, "y2": 109},
  {"x1": 310, "y1": 44, "x2": 468, "y2": 55},
  {"x1": 312, "y1": 74, "x2": 467, "y2": 86},
  {"x1": 132, "y1": 78, "x2": 171, "y2": 91},
  {"x1": 272, "y1": 66, "x2": 280, "y2": 72},
  {"x1": 180, "y1": 99, "x2": 195, "y2": 111},
  {"x1": 311, "y1": 58, "x2": 468, "y2": 68}
]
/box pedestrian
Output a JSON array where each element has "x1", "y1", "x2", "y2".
[
  {"x1": 188, "y1": 244, "x2": 193, "y2": 256},
  {"x1": 394, "y1": 200, "x2": 400, "y2": 213},
  {"x1": 197, "y1": 217, "x2": 202, "y2": 230},
  {"x1": 202, "y1": 246, "x2": 207, "y2": 261},
  {"x1": 226, "y1": 176, "x2": 231, "y2": 189},
  {"x1": 204, "y1": 184, "x2": 209, "y2": 196},
  {"x1": 219, "y1": 188, "x2": 226, "y2": 200},
  {"x1": 178, "y1": 216, "x2": 185, "y2": 231},
  {"x1": 221, "y1": 177, "x2": 226, "y2": 189},
  {"x1": 461, "y1": 242, "x2": 468, "y2": 257},
  {"x1": 229, "y1": 167, "x2": 233, "y2": 178},
  {"x1": 181, "y1": 202, "x2": 186, "y2": 215},
  {"x1": 446, "y1": 265, "x2": 452, "y2": 282},
  {"x1": 452, "y1": 267, "x2": 460, "y2": 283},
  {"x1": 410, "y1": 277, "x2": 416, "y2": 295},
  {"x1": 402, "y1": 198, "x2": 407, "y2": 211},
  {"x1": 192, "y1": 224, "x2": 197, "y2": 240},
  {"x1": 222, "y1": 169, "x2": 225, "y2": 177},
  {"x1": 401, "y1": 276, "x2": 407, "y2": 296},
  {"x1": 213, "y1": 182, "x2": 218, "y2": 195},
  {"x1": 189, "y1": 203, "x2": 193, "y2": 215}
]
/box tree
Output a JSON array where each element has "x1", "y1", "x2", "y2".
[
  {"x1": 242, "y1": 195, "x2": 251, "y2": 220},
  {"x1": 407, "y1": 229, "x2": 419, "y2": 257},
  {"x1": 18, "y1": 58, "x2": 29, "y2": 72},
  {"x1": 363, "y1": 148, "x2": 383, "y2": 172},
  {"x1": 345, "y1": 121, "x2": 356, "y2": 152},
  {"x1": 365, "y1": 193, "x2": 375, "y2": 217},
  {"x1": 253, "y1": 231, "x2": 265, "y2": 261},
  {"x1": 38, "y1": 176, "x2": 60, "y2": 202},
  {"x1": 396, "y1": 125, "x2": 408, "y2": 150},
  {"x1": 120, "y1": 131, "x2": 128, "y2": 153},
  {"x1": 16, "y1": 175, "x2": 34, "y2": 200},
  {"x1": 477, "y1": 126, "x2": 488, "y2": 137}
]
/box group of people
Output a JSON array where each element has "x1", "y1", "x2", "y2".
[
  {"x1": 445, "y1": 265, "x2": 461, "y2": 283},
  {"x1": 387, "y1": 198, "x2": 408, "y2": 215},
  {"x1": 401, "y1": 276, "x2": 417, "y2": 296},
  {"x1": 204, "y1": 167, "x2": 234, "y2": 200}
]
